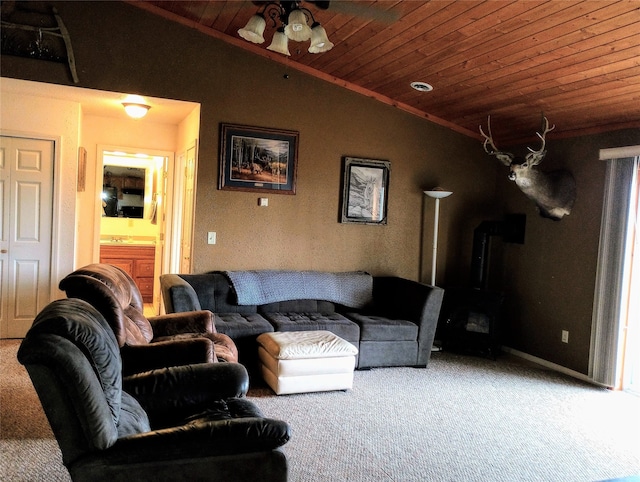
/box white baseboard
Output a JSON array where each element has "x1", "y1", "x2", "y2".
[{"x1": 502, "y1": 346, "x2": 608, "y2": 388}]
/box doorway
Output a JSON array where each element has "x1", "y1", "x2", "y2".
[
  {"x1": 1, "y1": 78, "x2": 201, "y2": 325},
  {"x1": 591, "y1": 151, "x2": 640, "y2": 390},
  {"x1": 97, "y1": 147, "x2": 172, "y2": 315},
  {"x1": 619, "y1": 162, "x2": 640, "y2": 393},
  {"x1": 0, "y1": 136, "x2": 54, "y2": 338}
]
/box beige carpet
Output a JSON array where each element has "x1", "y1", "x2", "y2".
[
  {"x1": 1, "y1": 340, "x2": 70, "y2": 481},
  {"x1": 2, "y1": 339, "x2": 639, "y2": 481}
]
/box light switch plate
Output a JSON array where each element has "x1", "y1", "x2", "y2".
[
  {"x1": 207, "y1": 232, "x2": 216, "y2": 244},
  {"x1": 258, "y1": 198, "x2": 269, "y2": 207}
]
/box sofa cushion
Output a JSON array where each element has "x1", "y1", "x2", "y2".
[
  {"x1": 344, "y1": 313, "x2": 418, "y2": 341},
  {"x1": 225, "y1": 270, "x2": 373, "y2": 308},
  {"x1": 176, "y1": 274, "x2": 213, "y2": 309},
  {"x1": 211, "y1": 272, "x2": 259, "y2": 314},
  {"x1": 358, "y1": 340, "x2": 419, "y2": 369},
  {"x1": 176, "y1": 273, "x2": 258, "y2": 314},
  {"x1": 213, "y1": 313, "x2": 274, "y2": 339},
  {"x1": 259, "y1": 299, "x2": 335, "y2": 314},
  {"x1": 261, "y1": 312, "x2": 360, "y2": 344}
]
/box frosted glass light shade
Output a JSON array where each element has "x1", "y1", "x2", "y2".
[
  {"x1": 267, "y1": 28, "x2": 291, "y2": 56},
  {"x1": 424, "y1": 187, "x2": 453, "y2": 199},
  {"x1": 309, "y1": 23, "x2": 334, "y2": 53},
  {"x1": 238, "y1": 14, "x2": 266, "y2": 44},
  {"x1": 122, "y1": 103, "x2": 150, "y2": 119},
  {"x1": 285, "y1": 9, "x2": 312, "y2": 42}
]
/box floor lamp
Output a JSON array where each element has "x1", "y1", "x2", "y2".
[{"x1": 424, "y1": 188, "x2": 453, "y2": 286}]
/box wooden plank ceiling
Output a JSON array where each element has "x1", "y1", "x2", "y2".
[{"x1": 133, "y1": 0, "x2": 640, "y2": 145}]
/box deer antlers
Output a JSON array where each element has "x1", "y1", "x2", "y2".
[
  {"x1": 525, "y1": 117, "x2": 555, "y2": 166},
  {"x1": 479, "y1": 116, "x2": 556, "y2": 167},
  {"x1": 479, "y1": 116, "x2": 514, "y2": 167}
]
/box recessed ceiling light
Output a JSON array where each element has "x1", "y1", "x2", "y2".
[{"x1": 410, "y1": 81, "x2": 433, "y2": 92}]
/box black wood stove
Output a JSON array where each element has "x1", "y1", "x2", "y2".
[{"x1": 436, "y1": 215, "x2": 525, "y2": 358}]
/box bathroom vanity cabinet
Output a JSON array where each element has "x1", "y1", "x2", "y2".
[{"x1": 99, "y1": 244, "x2": 155, "y2": 303}]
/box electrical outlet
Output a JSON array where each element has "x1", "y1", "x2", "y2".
[
  {"x1": 207, "y1": 232, "x2": 216, "y2": 245},
  {"x1": 561, "y1": 330, "x2": 569, "y2": 343}
]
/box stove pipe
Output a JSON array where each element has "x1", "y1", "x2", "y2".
[{"x1": 470, "y1": 221, "x2": 503, "y2": 290}]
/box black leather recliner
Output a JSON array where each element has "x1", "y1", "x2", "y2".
[{"x1": 17, "y1": 298, "x2": 290, "y2": 482}]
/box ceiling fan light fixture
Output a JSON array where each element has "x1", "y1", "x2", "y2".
[
  {"x1": 285, "y1": 8, "x2": 312, "y2": 42},
  {"x1": 411, "y1": 81, "x2": 433, "y2": 92},
  {"x1": 238, "y1": 14, "x2": 266, "y2": 44},
  {"x1": 267, "y1": 27, "x2": 291, "y2": 56},
  {"x1": 238, "y1": 2, "x2": 332, "y2": 56},
  {"x1": 309, "y1": 22, "x2": 334, "y2": 53}
]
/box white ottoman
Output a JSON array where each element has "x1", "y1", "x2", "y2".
[{"x1": 257, "y1": 331, "x2": 358, "y2": 395}]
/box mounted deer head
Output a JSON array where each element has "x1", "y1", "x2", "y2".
[{"x1": 480, "y1": 116, "x2": 576, "y2": 221}]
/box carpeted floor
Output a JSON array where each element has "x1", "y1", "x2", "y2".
[{"x1": 2, "y1": 339, "x2": 639, "y2": 481}]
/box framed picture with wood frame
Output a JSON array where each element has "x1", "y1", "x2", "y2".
[
  {"x1": 77, "y1": 146, "x2": 87, "y2": 192},
  {"x1": 219, "y1": 123, "x2": 298, "y2": 194},
  {"x1": 340, "y1": 156, "x2": 390, "y2": 225}
]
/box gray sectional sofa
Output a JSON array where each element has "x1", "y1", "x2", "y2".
[{"x1": 160, "y1": 270, "x2": 444, "y2": 372}]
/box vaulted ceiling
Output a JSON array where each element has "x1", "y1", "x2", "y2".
[{"x1": 132, "y1": 0, "x2": 640, "y2": 145}]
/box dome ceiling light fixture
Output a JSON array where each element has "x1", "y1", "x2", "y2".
[
  {"x1": 238, "y1": 1, "x2": 334, "y2": 56},
  {"x1": 410, "y1": 81, "x2": 434, "y2": 92},
  {"x1": 122, "y1": 94, "x2": 151, "y2": 119}
]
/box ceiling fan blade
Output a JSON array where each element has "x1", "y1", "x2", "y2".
[
  {"x1": 309, "y1": 1, "x2": 331, "y2": 9},
  {"x1": 311, "y1": 1, "x2": 401, "y2": 24}
]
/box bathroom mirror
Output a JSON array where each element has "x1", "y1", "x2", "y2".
[{"x1": 102, "y1": 165, "x2": 146, "y2": 218}]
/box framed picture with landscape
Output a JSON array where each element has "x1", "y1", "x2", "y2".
[
  {"x1": 219, "y1": 123, "x2": 298, "y2": 194},
  {"x1": 340, "y1": 156, "x2": 390, "y2": 225}
]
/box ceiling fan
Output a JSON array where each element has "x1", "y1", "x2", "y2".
[
  {"x1": 239, "y1": 1, "x2": 400, "y2": 55},
  {"x1": 252, "y1": 1, "x2": 401, "y2": 24},
  {"x1": 144, "y1": 0, "x2": 400, "y2": 57},
  {"x1": 241, "y1": 1, "x2": 329, "y2": 55}
]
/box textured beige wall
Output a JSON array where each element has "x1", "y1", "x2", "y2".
[{"x1": 193, "y1": 79, "x2": 496, "y2": 280}]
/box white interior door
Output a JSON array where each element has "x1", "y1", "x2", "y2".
[{"x1": 0, "y1": 136, "x2": 54, "y2": 338}]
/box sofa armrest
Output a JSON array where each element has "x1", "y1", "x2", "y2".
[
  {"x1": 160, "y1": 274, "x2": 202, "y2": 313},
  {"x1": 148, "y1": 310, "x2": 214, "y2": 337},
  {"x1": 123, "y1": 362, "x2": 250, "y2": 426},
  {"x1": 372, "y1": 276, "x2": 444, "y2": 365},
  {"x1": 120, "y1": 338, "x2": 216, "y2": 376},
  {"x1": 372, "y1": 277, "x2": 443, "y2": 321}
]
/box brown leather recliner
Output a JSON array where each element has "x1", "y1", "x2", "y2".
[{"x1": 59, "y1": 263, "x2": 238, "y2": 376}]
